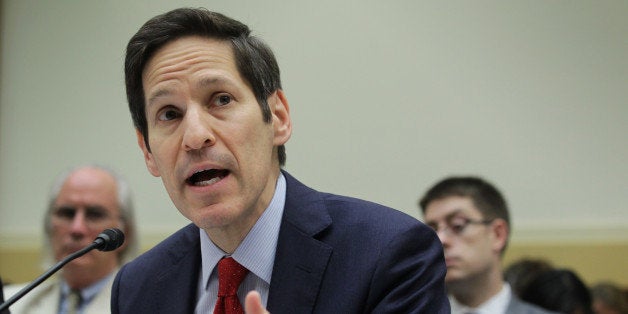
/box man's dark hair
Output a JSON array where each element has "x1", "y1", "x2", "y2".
[
  {"x1": 590, "y1": 281, "x2": 628, "y2": 314},
  {"x1": 125, "y1": 7, "x2": 286, "y2": 165},
  {"x1": 520, "y1": 269, "x2": 594, "y2": 314},
  {"x1": 419, "y1": 176, "x2": 510, "y2": 225},
  {"x1": 504, "y1": 258, "x2": 554, "y2": 297}
]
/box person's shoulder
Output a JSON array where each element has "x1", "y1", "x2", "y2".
[
  {"x1": 286, "y1": 171, "x2": 422, "y2": 224},
  {"x1": 121, "y1": 223, "x2": 199, "y2": 271},
  {"x1": 3, "y1": 277, "x2": 57, "y2": 296},
  {"x1": 2, "y1": 281, "x2": 28, "y2": 298},
  {"x1": 507, "y1": 295, "x2": 559, "y2": 314},
  {"x1": 2, "y1": 279, "x2": 58, "y2": 311},
  {"x1": 324, "y1": 192, "x2": 416, "y2": 223}
]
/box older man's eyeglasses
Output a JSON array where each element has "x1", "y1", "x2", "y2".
[
  {"x1": 51, "y1": 206, "x2": 117, "y2": 228},
  {"x1": 427, "y1": 216, "x2": 493, "y2": 236}
]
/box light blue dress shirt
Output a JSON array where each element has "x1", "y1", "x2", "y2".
[{"x1": 194, "y1": 173, "x2": 286, "y2": 313}]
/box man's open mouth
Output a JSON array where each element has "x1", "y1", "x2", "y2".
[{"x1": 186, "y1": 169, "x2": 229, "y2": 186}]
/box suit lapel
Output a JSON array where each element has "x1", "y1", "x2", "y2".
[
  {"x1": 267, "y1": 172, "x2": 333, "y2": 313},
  {"x1": 152, "y1": 224, "x2": 202, "y2": 313},
  {"x1": 23, "y1": 280, "x2": 60, "y2": 314}
]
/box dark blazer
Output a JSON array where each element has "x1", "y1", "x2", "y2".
[
  {"x1": 506, "y1": 295, "x2": 559, "y2": 314},
  {"x1": 111, "y1": 171, "x2": 449, "y2": 313}
]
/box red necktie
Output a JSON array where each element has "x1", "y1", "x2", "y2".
[{"x1": 214, "y1": 257, "x2": 249, "y2": 314}]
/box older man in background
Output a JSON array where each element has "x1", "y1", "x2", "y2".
[{"x1": 3, "y1": 165, "x2": 138, "y2": 314}]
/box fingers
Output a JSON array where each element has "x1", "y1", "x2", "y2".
[{"x1": 245, "y1": 290, "x2": 270, "y2": 314}]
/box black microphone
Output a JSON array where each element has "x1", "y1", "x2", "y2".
[
  {"x1": 93, "y1": 228, "x2": 125, "y2": 252},
  {"x1": 0, "y1": 228, "x2": 125, "y2": 312}
]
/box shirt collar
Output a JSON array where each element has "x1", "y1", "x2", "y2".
[
  {"x1": 449, "y1": 282, "x2": 512, "y2": 314},
  {"x1": 60, "y1": 272, "x2": 114, "y2": 302},
  {"x1": 199, "y1": 173, "x2": 286, "y2": 287}
]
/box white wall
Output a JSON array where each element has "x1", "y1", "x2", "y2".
[{"x1": 1, "y1": 0, "x2": 627, "y2": 247}]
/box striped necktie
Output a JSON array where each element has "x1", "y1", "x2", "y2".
[{"x1": 66, "y1": 290, "x2": 82, "y2": 314}]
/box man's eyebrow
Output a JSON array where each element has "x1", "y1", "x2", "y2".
[
  {"x1": 427, "y1": 209, "x2": 464, "y2": 224},
  {"x1": 198, "y1": 77, "x2": 219, "y2": 88},
  {"x1": 147, "y1": 76, "x2": 234, "y2": 107},
  {"x1": 445, "y1": 209, "x2": 464, "y2": 219},
  {"x1": 85, "y1": 205, "x2": 108, "y2": 212},
  {"x1": 147, "y1": 88, "x2": 172, "y2": 107},
  {"x1": 197, "y1": 76, "x2": 232, "y2": 89}
]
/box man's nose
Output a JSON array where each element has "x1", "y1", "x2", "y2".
[
  {"x1": 181, "y1": 106, "x2": 216, "y2": 151},
  {"x1": 435, "y1": 228, "x2": 452, "y2": 247},
  {"x1": 69, "y1": 210, "x2": 89, "y2": 234}
]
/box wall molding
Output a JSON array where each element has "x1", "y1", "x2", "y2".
[
  {"x1": 511, "y1": 220, "x2": 628, "y2": 244},
  {"x1": 3, "y1": 222, "x2": 628, "y2": 250}
]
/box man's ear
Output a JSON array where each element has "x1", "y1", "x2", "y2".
[
  {"x1": 136, "y1": 129, "x2": 160, "y2": 177},
  {"x1": 490, "y1": 218, "x2": 509, "y2": 253},
  {"x1": 270, "y1": 90, "x2": 292, "y2": 146}
]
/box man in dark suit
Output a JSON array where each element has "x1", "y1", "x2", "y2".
[
  {"x1": 112, "y1": 7, "x2": 449, "y2": 314},
  {"x1": 419, "y1": 177, "x2": 557, "y2": 314}
]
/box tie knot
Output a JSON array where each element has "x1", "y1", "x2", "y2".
[{"x1": 217, "y1": 257, "x2": 249, "y2": 297}]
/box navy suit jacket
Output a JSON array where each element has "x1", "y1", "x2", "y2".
[{"x1": 111, "y1": 172, "x2": 449, "y2": 313}]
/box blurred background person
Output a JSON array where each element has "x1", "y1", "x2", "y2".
[
  {"x1": 520, "y1": 268, "x2": 593, "y2": 314},
  {"x1": 419, "y1": 176, "x2": 556, "y2": 314},
  {"x1": 590, "y1": 281, "x2": 628, "y2": 314},
  {"x1": 3, "y1": 165, "x2": 138, "y2": 314},
  {"x1": 504, "y1": 257, "x2": 554, "y2": 298}
]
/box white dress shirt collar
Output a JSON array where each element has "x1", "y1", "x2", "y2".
[{"x1": 199, "y1": 172, "x2": 286, "y2": 287}]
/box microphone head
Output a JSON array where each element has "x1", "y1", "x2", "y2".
[{"x1": 94, "y1": 228, "x2": 125, "y2": 252}]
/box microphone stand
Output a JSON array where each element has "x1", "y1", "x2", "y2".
[
  {"x1": 0, "y1": 241, "x2": 100, "y2": 312},
  {"x1": 0, "y1": 277, "x2": 8, "y2": 314}
]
